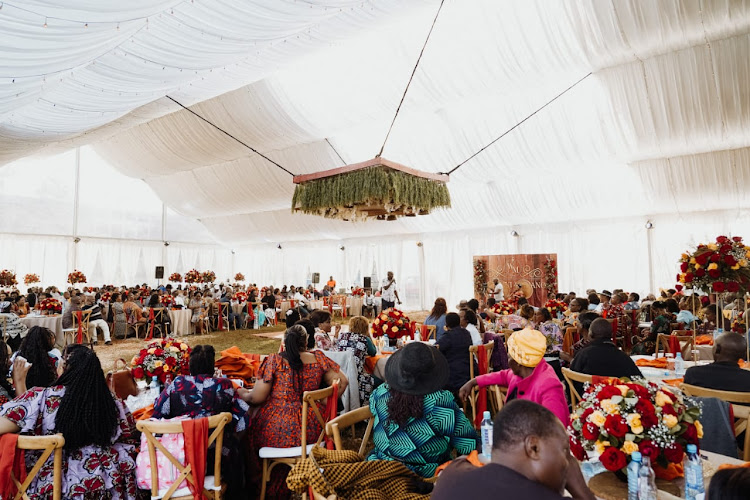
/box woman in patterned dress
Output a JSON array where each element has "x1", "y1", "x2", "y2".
[
  {"x1": 336, "y1": 316, "x2": 377, "y2": 407},
  {"x1": 0, "y1": 344, "x2": 138, "y2": 499},
  {"x1": 110, "y1": 293, "x2": 128, "y2": 339},
  {"x1": 310, "y1": 310, "x2": 335, "y2": 350},
  {"x1": 368, "y1": 342, "x2": 477, "y2": 477},
  {"x1": 239, "y1": 325, "x2": 348, "y2": 499},
  {"x1": 533, "y1": 307, "x2": 564, "y2": 380}
]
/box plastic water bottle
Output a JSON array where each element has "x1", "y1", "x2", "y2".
[
  {"x1": 675, "y1": 352, "x2": 685, "y2": 375},
  {"x1": 638, "y1": 456, "x2": 657, "y2": 500},
  {"x1": 715, "y1": 327, "x2": 724, "y2": 341},
  {"x1": 149, "y1": 376, "x2": 160, "y2": 399},
  {"x1": 480, "y1": 411, "x2": 493, "y2": 459},
  {"x1": 684, "y1": 444, "x2": 705, "y2": 500},
  {"x1": 627, "y1": 452, "x2": 641, "y2": 500}
]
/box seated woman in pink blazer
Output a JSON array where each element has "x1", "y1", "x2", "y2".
[{"x1": 459, "y1": 328, "x2": 569, "y2": 425}]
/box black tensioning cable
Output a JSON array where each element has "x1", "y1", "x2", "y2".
[
  {"x1": 376, "y1": 0, "x2": 446, "y2": 158},
  {"x1": 445, "y1": 72, "x2": 592, "y2": 176},
  {"x1": 166, "y1": 95, "x2": 295, "y2": 177}
]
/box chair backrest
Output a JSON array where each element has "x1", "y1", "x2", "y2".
[
  {"x1": 325, "y1": 406, "x2": 374, "y2": 457},
  {"x1": 135, "y1": 412, "x2": 231, "y2": 500},
  {"x1": 15, "y1": 434, "x2": 65, "y2": 500},
  {"x1": 301, "y1": 381, "x2": 339, "y2": 459},
  {"x1": 469, "y1": 341, "x2": 495, "y2": 379},
  {"x1": 502, "y1": 329, "x2": 514, "y2": 344},
  {"x1": 561, "y1": 367, "x2": 592, "y2": 407},
  {"x1": 730, "y1": 404, "x2": 750, "y2": 461},
  {"x1": 656, "y1": 334, "x2": 694, "y2": 358},
  {"x1": 73, "y1": 309, "x2": 92, "y2": 331},
  {"x1": 679, "y1": 383, "x2": 750, "y2": 404}
]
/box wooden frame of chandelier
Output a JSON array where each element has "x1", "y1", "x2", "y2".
[{"x1": 292, "y1": 157, "x2": 450, "y2": 221}]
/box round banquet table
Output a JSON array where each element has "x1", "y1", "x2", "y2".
[
  {"x1": 169, "y1": 309, "x2": 192, "y2": 336},
  {"x1": 20, "y1": 314, "x2": 63, "y2": 347}
]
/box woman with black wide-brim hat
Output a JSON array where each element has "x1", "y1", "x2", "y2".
[{"x1": 366, "y1": 342, "x2": 478, "y2": 478}]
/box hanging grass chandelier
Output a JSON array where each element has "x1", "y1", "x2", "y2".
[{"x1": 292, "y1": 158, "x2": 450, "y2": 221}]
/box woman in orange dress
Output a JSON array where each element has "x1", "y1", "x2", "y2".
[{"x1": 239, "y1": 325, "x2": 348, "y2": 499}]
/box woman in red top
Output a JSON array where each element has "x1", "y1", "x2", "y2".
[{"x1": 239, "y1": 325, "x2": 348, "y2": 499}]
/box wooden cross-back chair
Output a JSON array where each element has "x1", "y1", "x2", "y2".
[
  {"x1": 258, "y1": 382, "x2": 339, "y2": 500},
  {"x1": 656, "y1": 334, "x2": 694, "y2": 358},
  {"x1": 680, "y1": 383, "x2": 750, "y2": 461},
  {"x1": 325, "y1": 406, "x2": 374, "y2": 458},
  {"x1": 412, "y1": 323, "x2": 436, "y2": 341},
  {"x1": 330, "y1": 296, "x2": 347, "y2": 319},
  {"x1": 62, "y1": 309, "x2": 92, "y2": 346},
  {"x1": 12, "y1": 434, "x2": 65, "y2": 500},
  {"x1": 464, "y1": 341, "x2": 495, "y2": 425},
  {"x1": 561, "y1": 367, "x2": 592, "y2": 407},
  {"x1": 135, "y1": 412, "x2": 231, "y2": 500}
]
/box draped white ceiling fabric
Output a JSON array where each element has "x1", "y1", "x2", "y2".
[{"x1": 2, "y1": 0, "x2": 750, "y2": 300}]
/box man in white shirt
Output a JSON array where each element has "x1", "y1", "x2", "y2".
[
  {"x1": 490, "y1": 278, "x2": 504, "y2": 302},
  {"x1": 362, "y1": 289, "x2": 376, "y2": 317},
  {"x1": 380, "y1": 271, "x2": 401, "y2": 310},
  {"x1": 460, "y1": 309, "x2": 483, "y2": 346},
  {"x1": 173, "y1": 290, "x2": 186, "y2": 308},
  {"x1": 292, "y1": 287, "x2": 310, "y2": 316}
]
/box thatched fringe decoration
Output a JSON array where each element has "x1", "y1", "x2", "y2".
[{"x1": 292, "y1": 166, "x2": 450, "y2": 220}]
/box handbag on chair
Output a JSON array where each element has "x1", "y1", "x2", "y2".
[{"x1": 106, "y1": 358, "x2": 139, "y2": 400}]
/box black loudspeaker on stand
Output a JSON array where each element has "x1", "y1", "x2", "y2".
[
  {"x1": 364, "y1": 277, "x2": 371, "y2": 288},
  {"x1": 312, "y1": 273, "x2": 320, "y2": 284},
  {"x1": 155, "y1": 266, "x2": 164, "y2": 279}
]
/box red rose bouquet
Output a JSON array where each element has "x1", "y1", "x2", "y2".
[
  {"x1": 184, "y1": 269, "x2": 201, "y2": 284},
  {"x1": 351, "y1": 287, "x2": 364, "y2": 297},
  {"x1": 544, "y1": 299, "x2": 568, "y2": 318},
  {"x1": 233, "y1": 292, "x2": 247, "y2": 303},
  {"x1": 100, "y1": 292, "x2": 112, "y2": 303},
  {"x1": 568, "y1": 378, "x2": 702, "y2": 474},
  {"x1": 491, "y1": 300, "x2": 516, "y2": 316},
  {"x1": 23, "y1": 273, "x2": 40, "y2": 285},
  {"x1": 201, "y1": 270, "x2": 216, "y2": 284},
  {"x1": 67, "y1": 270, "x2": 87, "y2": 284},
  {"x1": 0, "y1": 270, "x2": 17, "y2": 287},
  {"x1": 234, "y1": 273, "x2": 245, "y2": 282},
  {"x1": 39, "y1": 297, "x2": 62, "y2": 314},
  {"x1": 371, "y1": 308, "x2": 411, "y2": 339},
  {"x1": 130, "y1": 338, "x2": 191, "y2": 383},
  {"x1": 160, "y1": 295, "x2": 174, "y2": 307},
  {"x1": 677, "y1": 235, "x2": 750, "y2": 294},
  {"x1": 169, "y1": 273, "x2": 182, "y2": 283}
]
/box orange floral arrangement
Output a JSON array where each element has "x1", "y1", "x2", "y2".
[
  {"x1": 184, "y1": 269, "x2": 201, "y2": 284},
  {"x1": 160, "y1": 295, "x2": 174, "y2": 307},
  {"x1": 233, "y1": 291, "x2": 248, "y2": 303},
  {"x1": 131, "y1": 338, "x2": 191, "y2": 383},
  {"x1": 67, "y1": 270, "x2": 87, "y2": 284},
  {"x1": 677, "y1": 235, "x2": 750, "y2": 294},
  {"x1": 351, "y1": 287, "x2": 364, "y2": 296},
  {"x1": 234, "y1": 273, "x2": 245, "y2": 282},
  {"x1": 201, "y1": 270, "x2": 216, "y2": 283},
  {"x1": 544, "y1": 299, "x2": 568, "y2": 318},
  {"x1": 23, "y1": 273, "x2": 40, "y2": 285},
  {"x1": 168, "y1": 273, "x2": 182, "y2": 282},
  {"x1": 0, "y1": 270, "x2": 17, "y2": 287},
  {"x1": 39, "y1": 298, "x2": 62, "y2": 314},
  {"x1": 371, "y1": 308, "x2": 411, "y2": 339},
  {"x1": 491, "y1": 300, "x2": 516, "y2": 316}
]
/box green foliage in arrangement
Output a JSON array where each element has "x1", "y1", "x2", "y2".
[{"x1": 291, "y1": 166, "x2": 451, "y2": 217}]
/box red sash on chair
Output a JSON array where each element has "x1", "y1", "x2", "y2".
[
  {"x1": 668, "y1": 334, "x2": 680, "y2": 356},
  {"x1": 217, "y1": 302, "x2": 224, "y2": 330},
  {"x1": 247, "y1": 305, "x2": 255, "y2": 322},
  {"x1": 289, "y1": 299, "x2": 296, "y2": 309},
  {"x1": 75, "y1": 311, "x2": 84, "y2": 344},
  {"x1": 611, "y1": 318, "x2": 619, "y2": 344},
  {"x1": 420, "y1": 324, "x2": 430, "y2": 342},
  {"x1": 408, "y1": 321, "x2": 416, "y2": 340},
  {"x1": 145, "y1": 308, "x2": 155, "y2": 340},
  {"x1": 474, "y1": 346, "x2": 489, "y2": 428},
  {"x1": 181, "y1": 417, "x2": 209, "y2": 500},
  {"x1": 0, "y1": 434, "x2": 25, "y2": 499},
  {"x1": 323, "y1": 383, "x2": 340, "y2": 450},
  {"x1": 341, "y1": 297, "x2": 347, "y2": 318}
]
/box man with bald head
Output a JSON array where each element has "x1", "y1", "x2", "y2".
[{"x1": 684, "y1": 332, "x2": 750, "y2": 393}]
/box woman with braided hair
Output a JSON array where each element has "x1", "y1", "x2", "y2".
[
  {"x1": 11, "y1": 326, "x2": 59, "y2": 393},
  {"x1": 0, "y1": 344, "x2": 139, "y2": 499}
]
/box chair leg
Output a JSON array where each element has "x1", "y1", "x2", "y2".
[{"x1": 259, "y1": 458, "x2": 268, "y2": 500}]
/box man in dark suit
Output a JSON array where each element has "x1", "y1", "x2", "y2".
[
  {"x1": 436, "y1": 312, "x2": 474, "y2": 401},
  {"x1": 684, "y1": 332, "x2": 750, "y2": 393}
]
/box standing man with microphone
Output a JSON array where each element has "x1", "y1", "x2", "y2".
[{"x1": 380, "y1": 271, "x2": 401, "y2": 310}]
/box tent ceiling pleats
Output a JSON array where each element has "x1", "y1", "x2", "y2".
[{"x1": 2, "y1": 1, "x2": 750, "y2": 245}]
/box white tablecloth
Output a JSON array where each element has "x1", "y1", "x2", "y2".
[
  {"x1": 169, "y1": 309, "x2": 192, "y2": 336},
  {"x1": 21, "y1": 315, "x2": 63, "y2": 347},
  {"x1": 323, "y1": 350, "x2": 360, "y2": 412}
]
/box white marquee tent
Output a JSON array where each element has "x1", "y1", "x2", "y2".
[{"x1": 2, "y1": 0, "x2": 750, "y2": 309}]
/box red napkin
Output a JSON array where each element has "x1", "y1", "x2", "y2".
[
  {"x1": 0, "y1": 434, "x2": 25, "y2": 499},
  {"x1": 182, "y1": 417, "x2": 209, "y2": 500},
  {"x1": 474, "y1": 346, "x2": 489, "y2": 428}
]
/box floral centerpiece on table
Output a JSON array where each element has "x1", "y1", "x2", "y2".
[
  {"x1": 184, "y1": 269, "x2": 201, "y2": 284},
  {"x1": 67, "y1": 270, "x2": 87, "y2": 285},
  {"x1": 160, "y1": 295, "x2": 174, "y2": 307},
  {"x1": 100, "y1": 292, "x2": 112, "y2": 303},
  {"x1": 0, "y1": 270, "x2": 17, "y2": 287},
  {"x1": 201, "y1": 270, "x2": 216, "y2": 283},
  {"x1": 351, "y1": 287, "x2": 364, "y2": 297},
  {"x1": 677, "y1": 235, "x2": 750, "y2": 294},
  {"x1": 491, "y1": 300, "x2": 516, "y2": 316},
  {"x1": 131, "y1": 338, "x2": 191, "y2": 383},
  {"x1": 233, "y1": 291, "x2": 247, "y2": 303},
  {"x1": 371, "y1": 308, "x2": 411, "y2": 340},
  {"x1": 39, "y1": 298, "x2": 62, "y2": 314},
  {"x1": 568, "y1": 378, "x2": 702, "y2": 475},
  {"x1": 23, "y1": 273, "x2": 40, "y2": 285},
  {"x1": 544, "y1": 299, "x2": 568, "y2": 318},
  {"x1": 234, "y1": 272, "x2": 245, "y2": 282},
  {"x1": 169, "y1": 273, "x2": 182, "y2": 283}
]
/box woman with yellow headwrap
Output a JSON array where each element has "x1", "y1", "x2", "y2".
[{"x1": 458, "y1": 328, "x2": 569, "y2": 425}]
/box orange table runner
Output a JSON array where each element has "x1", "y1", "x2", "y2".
[
  {"x1": 635, "y1": 358, "x2": 668, "y2": 369},
  {"x1": 695, "y1": 335, "x2": 714, "y2": 345},
  {"x1": 364, "y1": 353, "x2": 391, "y2": 374}
]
